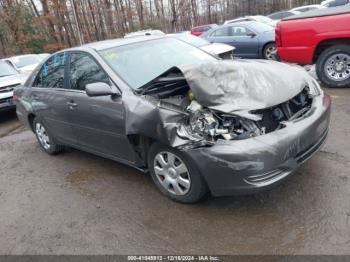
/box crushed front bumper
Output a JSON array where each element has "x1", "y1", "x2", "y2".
[{"x1": 184, "y1": 94, "x2": 331, "y2": 196}]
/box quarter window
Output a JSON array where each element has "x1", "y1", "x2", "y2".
[
  {"x1": 69, "y1": 53, "x2": 110, "y2": 91},
  {"x1": 33, "y1": 52, "x2": 67, "y2": 88}
]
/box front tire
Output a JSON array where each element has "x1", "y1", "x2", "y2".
[
  {"x1": 33, "y1": 117, "x2": 64, "y2": 155},
  {"x1": 316, "y1": 45, "x2": 350, "y2": 88},
  {"x1": 263, "y1": 43, "x2": 276, "y2": 60},
  {"x1": 148, "y1": 143, "x2": 208, "y2": 203}
]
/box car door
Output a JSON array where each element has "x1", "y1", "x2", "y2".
[
  {"x1": 66, "y1": 51, "x2": 134, "y2": 161},
  {"x1": 205, "y1": 27, "x2": 238, "y2": 51},
  {"x1": 30, "y1": 52, "x2": 77, "y2": 145},
  {"x1": 228, "y1": 25, "x2": 259, "y2": 58},
  {"x1": 205, "y1": 26, "x2": 259, "y2": 58}
]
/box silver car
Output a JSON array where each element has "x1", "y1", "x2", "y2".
[
  {"x1": 3, "y1": 54, "x2": 44, "y2": 74},
  {"x1": 0, "y1": 61, "x2": 28, "y2": 111},
  {"x1": 14, "y1": 37, "x2": 331, "y2": 203}
]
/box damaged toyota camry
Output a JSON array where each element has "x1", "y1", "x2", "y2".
[{"x1": 14, "y1": 36, "x2": 331, "y2": 203}]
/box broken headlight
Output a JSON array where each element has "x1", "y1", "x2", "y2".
[
  {"x1": 308, "y1": 79, "x2": 322, "y2": 96},
  {"x1": 177, "y1": 101, "x2": 265, "y2": 142}
]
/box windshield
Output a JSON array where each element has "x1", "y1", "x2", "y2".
[
  {"x1": 0, "y1": 61, "x2": 18, "y2": 77},
  {"x1": 12, "y1": 55, "x2": 42, "y2": 68},
  {"x1": 99, "y1": 38, "x2": 217, "y2": 89},
  {"x1": 171, "y1": 34, "x2": 209, "y2": 47}
]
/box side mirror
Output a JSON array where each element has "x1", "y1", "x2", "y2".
[
  {"x1": 86, "y1": 82, "x2": 119, "y2": 97},
  {"x1": 247, "y1": 32, "x2": 256, "y2": 38}
]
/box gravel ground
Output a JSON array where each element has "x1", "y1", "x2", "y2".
[{"x1": 0, "y1": 87, "x2": 349, "y2": 255}]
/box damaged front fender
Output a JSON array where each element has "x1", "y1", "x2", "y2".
[{"x1": 123, "y1": 93, "x2": 192, "y2": 148}]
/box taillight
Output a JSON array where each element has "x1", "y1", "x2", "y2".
[{"x1": 275, "y1": 22, "x2": 282, "y2": 47}]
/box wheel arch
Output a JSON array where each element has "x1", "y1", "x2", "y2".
[
  {"x1": 313, "y1": 38, "x2": 350, "y2": 64},
  {"x1": 127, "y1": 134, "x2": 155, "y2": 167},
  {"x1": 28, "y1": 113, "x2": 36, "y2": 132},
  {"x1": 261, "y1": 41, "x2": 276, "y2": 58}
]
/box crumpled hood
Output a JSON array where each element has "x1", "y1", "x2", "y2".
[{"x1": 180, "y1": 60, "x2": 318, "y2": 119}]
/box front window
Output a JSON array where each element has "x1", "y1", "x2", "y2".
[
  {"x1": 229, "y1": 26, "x2": 253, "y2": 36},
  {"x1": 69, "y1": 53, "x2": 110, "y2": 91},
  {"x1": 12, "y1": 55, "x2": 43, "y2": 68},
  {"x1": 0, "y1": 61, "x2": 18, "y2": 77},
  {"x1": 99, "y1": 38, "x2": 216, "y2": 89}
]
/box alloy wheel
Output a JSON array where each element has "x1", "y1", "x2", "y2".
[
  {"x1": 35, "y1": 122, "x2": 51, "y2": 150},
  {"x1": 265, "y1": 45, "x2": 276, "y2": 60},
  {"x1": 324, "y1": 53, "x2": 350, "y2": 81},
  {"x1": 153, "y1": 151, "x2": 191, "y2": 195}
]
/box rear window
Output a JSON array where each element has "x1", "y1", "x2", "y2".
[
  {"x1": 194, "y1": 26, "x2": 210, "y2": 32},
  {"x1": 33, "y1": 53, "x2": 67, "y2": 89},
  {"x1": 211, "y1": 27, "x2": 229, "y2": 37}
]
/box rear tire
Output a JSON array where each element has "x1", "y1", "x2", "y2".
[
  {"x1": 33, "y1": 117, "x2": 64, "y2": 155},
  {"x1": 316, "y1": 45, "x2": 350, "y2": 88},
  {"x1": 148, "y1": 143, "x2": 208, "y2": 203}
]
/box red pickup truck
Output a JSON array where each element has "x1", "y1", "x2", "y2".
[{"x1": 276, "y1": 6, "x2": 350, "y2": 87}]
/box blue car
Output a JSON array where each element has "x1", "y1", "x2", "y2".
[{"x1": 202, "y1": 21, "x2": 276, "y2": 60}]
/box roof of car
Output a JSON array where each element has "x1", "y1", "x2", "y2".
[
  {"x1": 284, "y1": 5, "x2": 350, "y2": 20},
  {"x1": 4, "y1": 54, "x2": 39, "y2": 60},
  {"x1": 220, "y1": 21, "x2": 259, "y2": 27},
  {"x1": 80, "y1": 36, "x2": 164, "y2": 51}
]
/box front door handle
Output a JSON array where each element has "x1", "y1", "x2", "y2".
[
  {"x1": 32, "y1": 94, "x2": 39, "y2": 100},
  {"x1": 67, "y1": 101, "x2": 77, "y2": 109}
]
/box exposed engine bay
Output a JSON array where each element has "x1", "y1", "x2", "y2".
[
  {"x1": 138, "y1": 63, "x2": 315, "y2": 145},
  {"x1": 171, "y1": 87, "x2": 312, "y2": 143}
]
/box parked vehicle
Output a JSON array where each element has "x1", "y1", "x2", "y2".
[
  {"x1": 276, "y1": 5, "x2": 350, "y2": 87},
  {"x1": 268, "y1": 10, "x2": 301, "y2": 20},
  {"x1": 321, "y1": 0, "x2": 349, "y2": 7},
  {"x1": 202, "y1": 21, "x2": 276, "y2": 60},
  {"x1": 38, "y1": 53, "x2": 51, "y2": 59},
  {"x1": 124, "y1": 29, "x2": 165, "y2": 38},
  {"x1": 224, "y1": 15, "x2": 277, "y2": 27},
  {"x1": 291, "y1": 4, "x2": 325, "y2": 12},
  {"x1": 0, "y1": 61, "x2": 28, "y2": 111},
  {"x1": 168, "y1": 33, "x2": 235, "y2": 59},
  {"x1": 190, "y1": 24, "x2": 217, "y2": 36},
  {"x1": 3, "y1": 54, "x2": 44, "y2": 74},
  {"x1": 14, "y1": 36, "x2": 330, "y2": 203}
]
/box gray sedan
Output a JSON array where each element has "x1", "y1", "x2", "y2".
[
  {"x1": 14, "y1": 36, "x2": 330, "y2": 203},
  {"x1": 202, "y1": 21, "x2": 276, "y2": 60}
]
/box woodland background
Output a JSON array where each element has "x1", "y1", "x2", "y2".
[{"x1": 0, "y1": 0, "x2": 322, "y2": 57}]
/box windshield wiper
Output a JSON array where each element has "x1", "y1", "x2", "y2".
[{"x1": 138, "y1": 76, "x2": 187, "y2": 96}]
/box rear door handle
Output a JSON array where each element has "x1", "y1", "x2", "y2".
[
  {"x1": 32, "y1": 94, "x2": 39, "y2": 100},
  {"x1": 67, "y1": 101, "x2": 77, "y2": 109}
]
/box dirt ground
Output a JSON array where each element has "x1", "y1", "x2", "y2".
[{"x1": 0, "y1": 87, "x2": 349, "y2": 255}]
